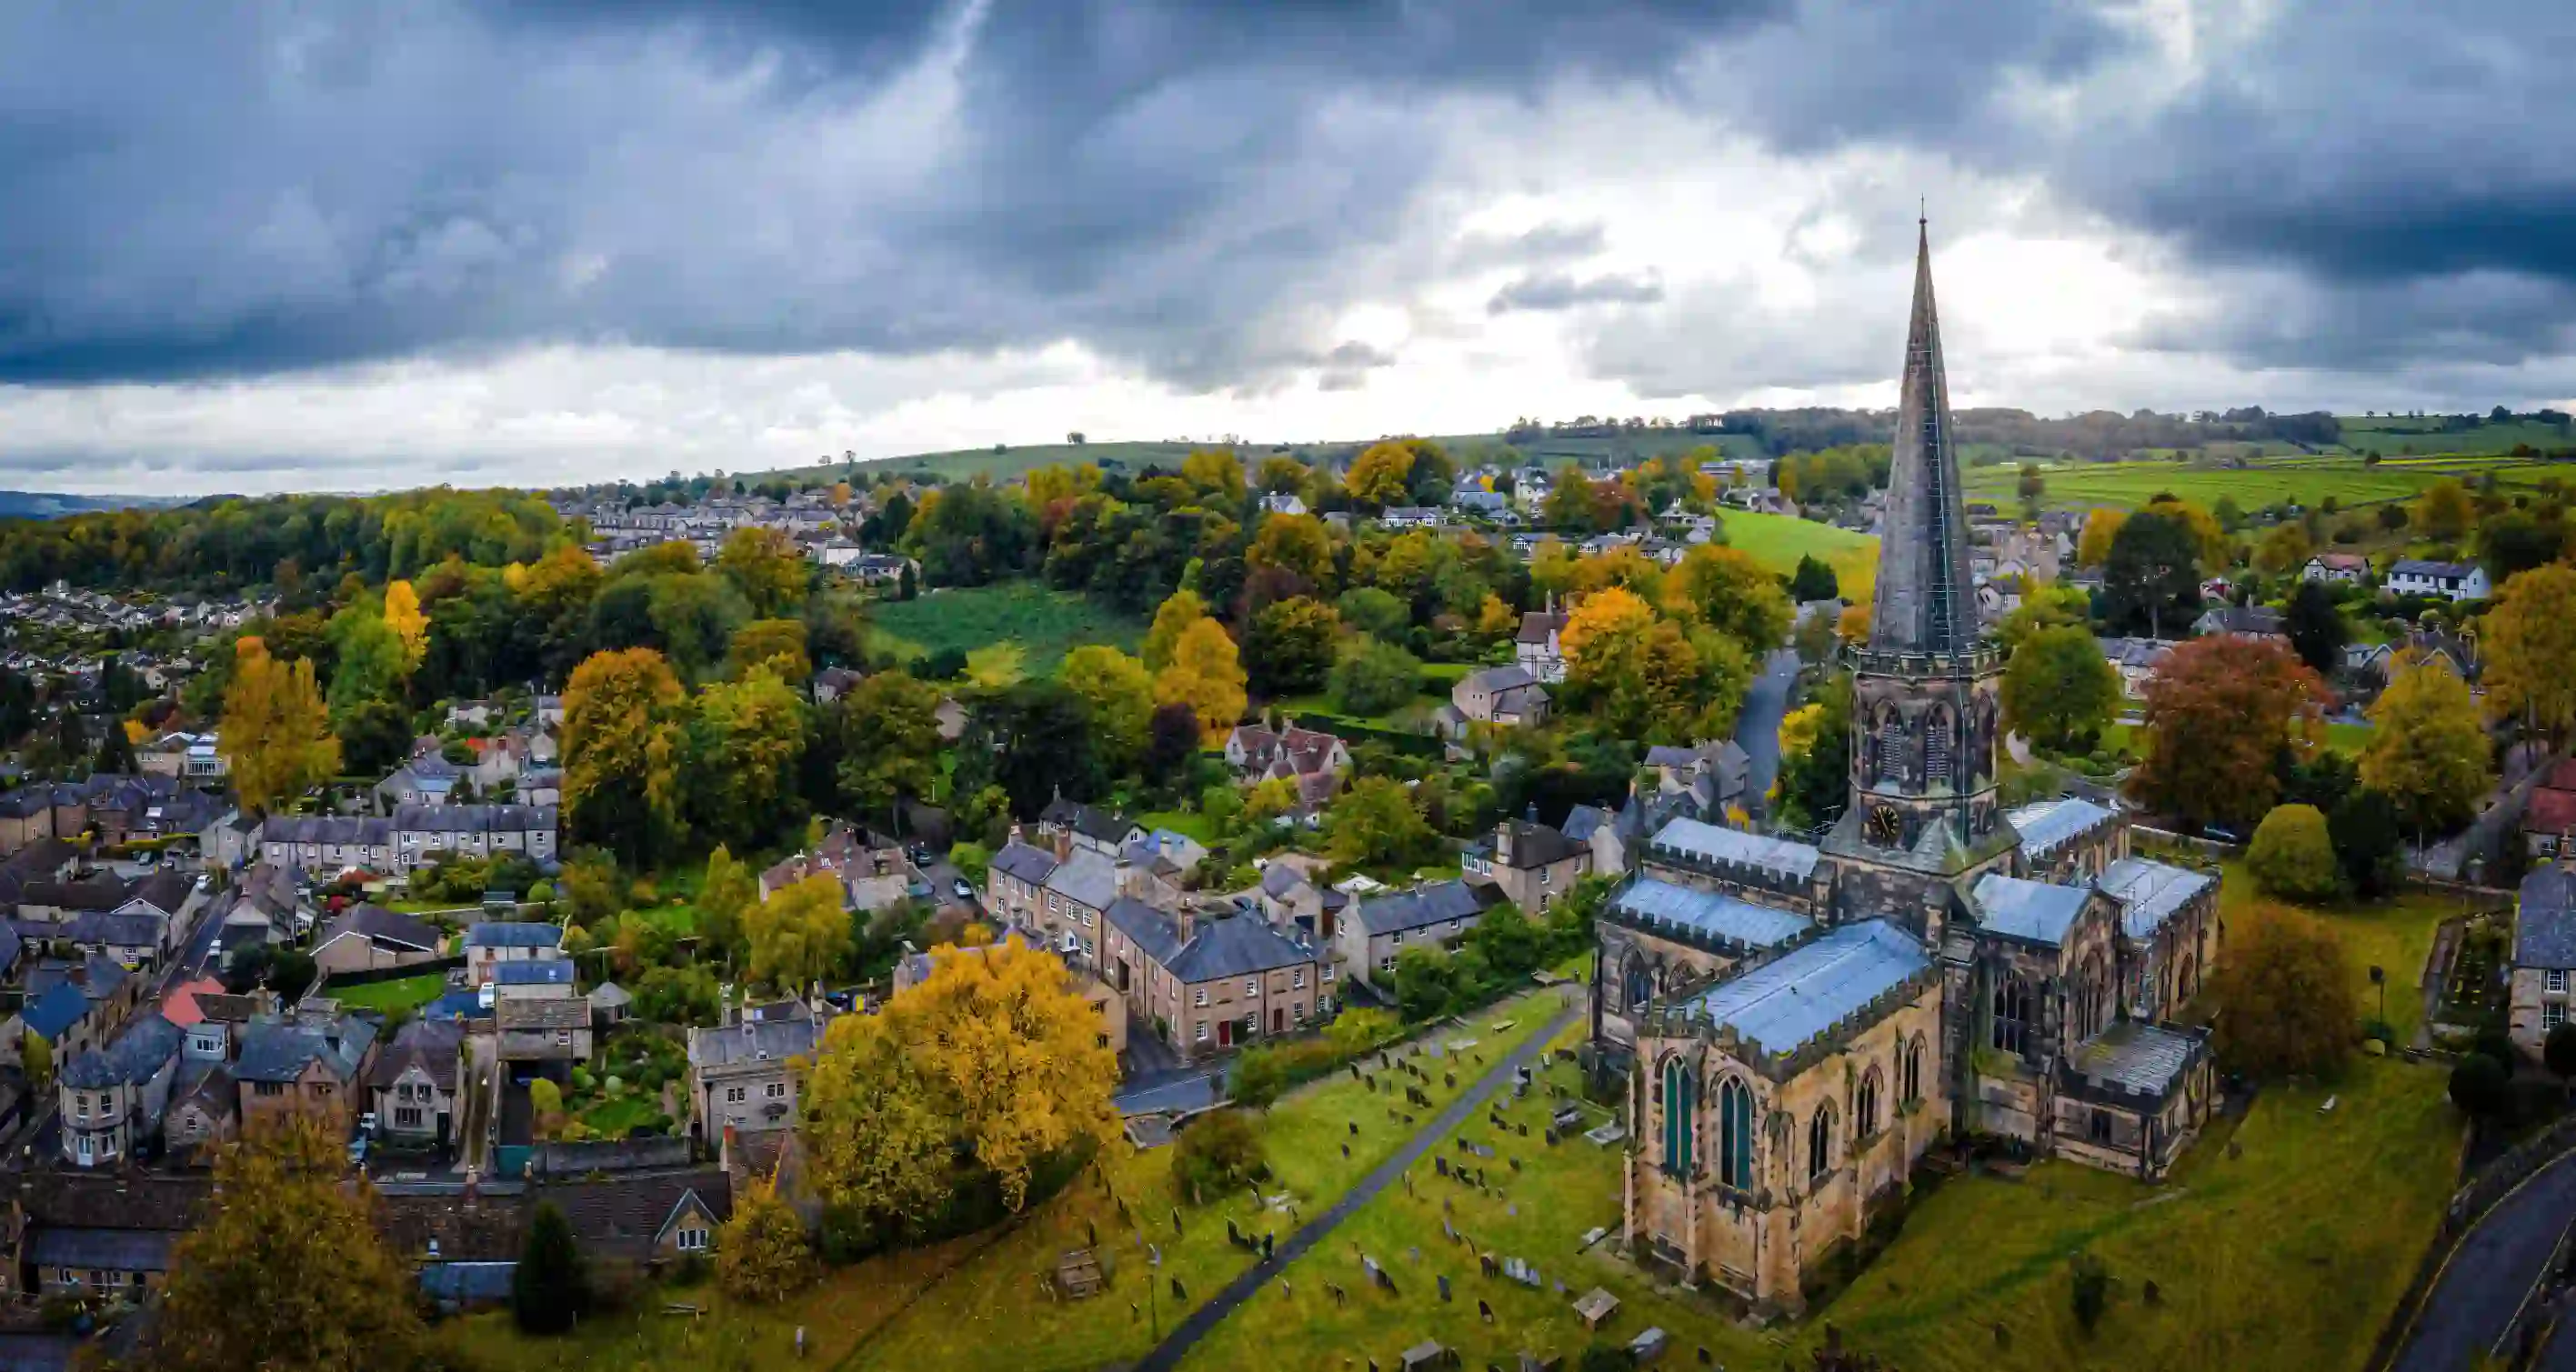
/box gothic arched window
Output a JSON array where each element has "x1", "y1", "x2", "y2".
[
  {"x1": 1624, "y1": 956, "x2": 1654, "y2": 1014},
  {"x1": 1991, "y1": 976, "x2": 2032, "y2": 1056},
  {"x1": 1718, "y1": 1077, "x2": 1755, "y2": 1189},
  {"x1": 1857, "y1": 1067, "x2": 1882, "y2": 1140},
  {"x1": 1660, "y1": 1057, "x2": 1697, "y2": 1179},
  {"x1": 1924, "y1": 706, "x2": 1954, "y2": 789},
  {"x1": 1874, "y1": 708, "x2": 1907, "y2": 786},
  {"x1": 1902, "y1": 1035, "x2": 1925, "y2": 1103},
  {"x1": 1807, "y1": 1103, "x2": 1835, "y2": 1182},
  {"x1": 1973, "y1": 696, "x2": 1999, "y2": 781}
]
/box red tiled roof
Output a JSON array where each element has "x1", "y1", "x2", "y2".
[
  {"x1": 161, "y1": 976, "x2": 226, "y2": 1028},
  {"x1": 2528, "y1": 786, "x2": 2576, "y2": 836},
  {"x1": 2545, "y1": 759, "x2": 2576, "y2": 792}
]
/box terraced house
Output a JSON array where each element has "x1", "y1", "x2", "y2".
[{"x1": 1102, "y1": 899, "x2": 1327, "y2": 1059}]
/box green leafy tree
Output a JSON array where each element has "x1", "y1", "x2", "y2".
[
  {"x1": 2283, "y1": 580, "x2": 2348, "y2": 676},
  {"x1": 513, "y1": 1201, "x2": 589, "y2": 1335},
  {"x1": 1246, "y1": 596, "x2": 1341, "y2": 696},
  {"x1": 718, "y1": 1179, "x2": 818, "y2": 1303},
  {"x1": 2360, "y1": 651, "x2": 2492, "y2": 833},
  {"x1": 2213, "y1": 905, "x2": 2357, "y2": 1078},
  {"x1": 2101, "y1": 509, "x2": 2202, "y2": 639},
  {"x1": 2002, "y1": 624, "x2": 2120, "y2": 751},
  {"x1": 2247, "y1": 804, "x2": 2339, "y2": 901},
  {"x1": 697, "y1": 845, "x2": 757, "y2": 968},
  {"x1": 1669, "y1": 545, "x2": 1792, "y2": 653},
  {"x1": 22, "y1": 1031, "x2": 51, "y2": 1093},
  {"x1": 1335, "y1": 586, "x2": 1411, "y2": 642},
  {"x1": 1325, "y1": 775, "x2": 1435, "y2": 868},
  {"x1": 1171, "y1": 1108, "x2": 1268, "y2": 1196},
  {"x1": 689, "y1": 665, "x2": 809, "y2": 850},
  {"x1": 2547, "y1": 1022, "x2": 2576, "y2": 1091},
  {"x1": 833, "y1": 670, "x2": 944, "y2": 832},
  {"x1": 1773, "y1": 672, "x2": 1853, "y2": 830},
  {"x1": 1058, "y1": 645, "x2": 1157, "y2": 769},
  {"x1": 2329, "y1": 788, "x2": 2406, "y2": 899},
  {"x1": 2451, "y1": 1052, "x2": 2510, "y2": 1117},
  {"x1": 1328, "y1": 636, "x2": 1424, "y2": 717},
  {"x1": 1787, "y1": 554, "x2": 1839, "y2": 603}
]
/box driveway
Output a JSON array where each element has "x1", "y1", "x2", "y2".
[
  {"x1": 2397, "y1": 1148, "x2": 2576, "y2": 1372},
  {"x1": 1733, "y1": 648, "x2": 1800, "y2": 817}
]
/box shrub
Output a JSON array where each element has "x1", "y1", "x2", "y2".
[
  {"x1": 2212, "y1": 904, "x2": 2358, "y2": 1078},
  {"x1": 2247, "y1": 804, "x2": 2339, "y2": 901},
  {"x1": 1171, "y1": 1109, "x2": 1267, "y2": 1201},
  {"x1": 2548, "y1": 1022, "x2": 2576, "y2": 1084},
  {"x1": 1230, "y1": 1048, "x2": 1291, "y2": 1110},
  {"x1": 718, "y1": 1182, "x2": 818, "y2": 1304},
  {"x1": 2450, "y1": 1052, "x2": 2511, "y2": 1117}
]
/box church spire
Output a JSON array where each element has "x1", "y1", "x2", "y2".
[{"x1": 1868, "y1": 217, "x2": 1978, "y2": 656}]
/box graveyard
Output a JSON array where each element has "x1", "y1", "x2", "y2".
[{"x1": 1178, "y1": 1022, "x2": 2459, "y2": 1371}]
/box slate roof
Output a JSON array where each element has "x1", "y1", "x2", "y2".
[
  {"x1": 2067, "y1": 1020, "x2": 2202, "y2": 1097},
  {"x1": 2518, "y1": 868, "x2": 2576, "y2": 970},
  {"x1": 466, "y1": 921, "x2": 563, "y2": 950},
  {"x1": 493, "y1": 958, "x2": 575, "y2": 986},
  {"x1": 495, "y1": 998, "x2": 590, "y2": 1031},
  {"x1": 28, "y1": 1227, "x2": 179, "y2": 1273},
  {"x1": 369, "y1": 1017, "x2": 464, "y2": 1091},
  {"x1": 1560, "y1": 805, "x2": 1610, "y2": 844},
  {"x1": 1106, "y1": 899, "x2": 1319, "y2": 982},
  {"x1": 2007, "y1": 796, "x2": 2118, "y2": 861},
  {"x1": 262, "y1": 815, "x2": 395, "y2": 846},
  {"x1": 1043, "y1": 848, "x2": 1119, "y2": 912},
  {"x1": 1611, "y1": 876, "x2": 1812, "y2": 949},
  {"x1": 1459, "y1": 665, "x2": 1540, "y2": 695},
  {"x1": 1682, "y1": 920, "x2": 1929, "y2": 1057},
  {"x1": 1649, "y1": 816, "x2": 1820, "y2": 882},
  {"x1": 20, "y1": 874, "x2": 132, "y2": 912},
  {"x1": 1516, "y1": 611, "x2": 1568, "y2": 646},
  {"x1": 989, "y1": 840, "x2": 1059, "y2": 888},
  {"x1": 317, "y1": 903, "x2": 441, "y2": 954},
  {"x1": 64, "y1": 909, "x2": 163, "y2": 950},
  {"x1": 1493, "y1": 820, "x2": 1583, "y2": 870},
  {"x1": 1351, "y1": 880, "x2": 1488, "y2": 937},
  {"x1": 234, "y1": 1016, "x2": 376, "y2": 1085},
  {"x1": 60, "y1": 1012, "x2": 182, "y2": 1089},
  {"x1": 0, "y1": 922, "x2": 20, "y2": 975},
  {"x1": 122, "y1": 867, "x2": 193, "y2": 916},
  {"x1": 394, "y1": 802, "x2": 556, "y2": 835},
  {"x1": 2095, "y1": 857, "x2": 2214, "y2": 940},
  {"x1": 692, "y1": 1009, "x2": 821, "y2": 1070},
  {"x1": 1972, "y1": 874, "x2": 2092, "y2": 947},
  {"x1": 2392, "y1": 558, "x2": 2478, "y2": 579},
  {"x1": 547, "y1": 1168, "x2": 733, "y2": 1264},
  {"x1": 1038, "y1": 797, "x2": 1135, "y2": 847}
]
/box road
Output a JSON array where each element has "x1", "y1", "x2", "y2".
[
  {"x1": 2397, "y1": 1149, "x2": 2576, "y2": 1372},
  {"x1": 1128, "y1": 999, "x2": 1583, "y2": 1372},
  {"x1": 1733, "y1": 647, "x2": 1800, "y2": 818}
]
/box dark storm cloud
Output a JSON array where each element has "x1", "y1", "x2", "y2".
[{"x1": 1487, "y1": 273, "x2": 1666, "y2": 314}]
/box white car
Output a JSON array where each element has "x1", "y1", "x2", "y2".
[
  {"x1": 476, "y1": 981, "x2": 496, "y2": 1012},
  {"x1": 951, "y1": 878, "x2": 975, "y2": 901}
]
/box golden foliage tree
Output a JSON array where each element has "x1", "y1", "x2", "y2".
[
  {"x1": 1143, "y1": 588, "x2": 1209, "y2": 673},
  {"x1": 562, "y1": 646, "x2": 687, "y2": 864},
  {"x1": 1180, "y1": 448, "x2": 1248, "y2": 506},
  {"x1": 381, "y1": 578, "x2": 429, "y2": 675},
  {"x1": 1059, "y1": 645, "x2": 1157, "y2": 766},
  {"x1": 2213, "y1": 904, "x2": 2357, "y2": 1077},
  {"x1": 150, "y1": 1120, "x2": 422, "y2": 1372},
  {"x1": 727, "y1": 617, "x2": 812, "y2": 683},
  {"x1": 697, "y1": 844, "x2": 756, "y2": 967},
  {"x1": 2246, "y1": 803, "x2": 2339, "y2": 901},
  {"x1": 2076, "y1": 507, "x2": 2128, "y2": 566},
  {"x1": 717, "y1": 1177, "x2": 819, "y2": 1303},
  {"x1": 691, "y1": 664, "x2": 808, "y2": 848},
  {"x1": 1155, "y1": 617, "x2": 1248, "y2": 743},
  {"x1": 2360, "y1": 650, "x2": 2493, "y2": 831},
  {"x1": 887, "y1": 940, "x2": 1121, "y2": 1209},
  {"x1": 1344, "y1": 441, "x2": 1418, "y2": 507},
  {"x1": 1667, "y1": 544, "x2": 1791, "y2": 652},
  {"x1": 802, "y1": 1011, "x2": 955, "y2": 1228},
  {"x1": 1247, "y1": 511, "x2": 1335, "y2": 586},
  {"x1": 2483, "y1": 563, "x2": 2576, "y2": 744},
  {"x1": 717, "y1": 525, "x2": 811, "y2": 618},
  {"x1": 1559, "y1": 586, "x2": 1656, "y2": 666},
  {"x1": 218, "y1": 636, "x2": 342, "y2": 816},
  {"x1": 746, "y1": 871, "x2": 849, "y2": 996},
  {"x1": 2414, "y1": 477, "x2": 2476, "y2": 541}
]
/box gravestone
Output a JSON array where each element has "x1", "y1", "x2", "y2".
[
  {"x1": 1263, "y1": 1233, "x2": 1275, "y2": 1260},
  {"x1": 1351, "y1": 1120, "x2": 1360, "y2": 1136},
  {"x1": 1343, "y1": 1143, "x2": 1351, "y2": 1158},
  {"x1": 1171, "y1": 1277, "x2": 1187, "y2": 1301},
  {"x1": 1438, "y1": 1274, "x2": 1452, "y2": 1302},
  {"x1": 1478, "y1": 1298, "x2": 1494, "y2": 1325},
  {"x1": 1437, "y1": 1157, "x2": 1450, "y2": 1177}
]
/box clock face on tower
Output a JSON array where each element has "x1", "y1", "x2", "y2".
[{"x1": 1867, "y1": 803, "x2": 1903, "y2": 846}]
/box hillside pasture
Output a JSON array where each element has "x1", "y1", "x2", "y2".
[
  {"x1": 1965, "y1": 455, "x2": 2565, "y2": 514},
  {"x1": 1721, "y1": 508, "x2": 1877, "y2": 605},
  {"x1": 867, "y1": 583, "x2": 1146, "y2": 676}
]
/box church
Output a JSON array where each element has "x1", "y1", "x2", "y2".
[{"x1": 1593, "y1": 223, "x2": 2223, "y2": 1315}]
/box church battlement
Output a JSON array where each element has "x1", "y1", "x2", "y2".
[{"x1": 1846, "y1": 644, "x2": 2002, "y2": 678}]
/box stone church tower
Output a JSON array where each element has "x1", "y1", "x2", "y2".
[{"x1": 1823, "y1": 221, "x2": 2020, "y2": 928}]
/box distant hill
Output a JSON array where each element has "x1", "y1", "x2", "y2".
[{"x1": 0, "y1": 491, "x2": 190, "y2": 520}]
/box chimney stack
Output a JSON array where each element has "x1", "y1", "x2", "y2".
[{"x1": 1176, "y1": 905, "x2": 1198, "y2": 946}]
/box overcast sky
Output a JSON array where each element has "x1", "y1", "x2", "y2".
[{"x1": 3, "y1": 0, "x2": 2571, "y2": 495}]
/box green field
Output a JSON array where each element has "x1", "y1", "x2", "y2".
[
  {"x1": 2218, "y1": 862, "x2": 2453, "y2": 1040},
  {"x1": 1965, "y1": 452, "x2": 2569, "y2": 515},
  {"x1": 1721, "y1": 508, "x2": 1878, "y2": 604},
  {"x1": 325, "y1": 972, "x2": 448, "y2": 1015},
  {"x1": 868, "y1": 583, "x2": 1147, "y2": 676},
  {"x1": 2337, "y1": 416, "x2": 2574, "y2": 456}
]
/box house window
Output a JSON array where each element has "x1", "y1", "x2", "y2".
[
  {"x1": 1857, "y1": 1069, "x2": 1881, "y2": 1140},
  {"x1": 1379, "y1": 956, "x2": 1397, "y2": 973},
  {"x1": 1903, "y1": 1037, "x2": 1924, "y2": 1104},
  {"x1": 2090, "y1": 1109, "x2": 2114, "y2": 1144},
  {"x1": 1194, "y1": 1020, "x2": 1209, "y2": 1043},
  {"x1": 676, "y1": 1227, "x2": 709, "y2": 1252},
  {"x1": 1321, "y1": 965, "x2": 1334, "y2": 982},
  {"x1": 1244, "y1": 978, "x2": 1258, "y2": 998},
  {"x1": 1241, "y1": 1013, "x2": 1257, "y2": 1037},
  {"x1": 1659, "y1": 1057, "x2": 1695, "y2": 1179},
  {"x1": 2549, "y1": 1003, "x2": 2568, "y2": 1033},
  {"x1": 1291, "y1": 969, "x2": 1305, "y2": 990},
  {"x1": 727, "y1": 1087, "x2": 747, "y2": 1104},
  {"x1": 1292, "y1": 1002, "x2": 1307, "y2": 1026},
  {"x1": 396, "y1": 1107, "x2": 423, "y2": 1128},
  {"x1": 766, "y1": 1082, "x2": 787, "y2": 1099},
  {"x1": 2551, "y1": 969, "x2": 2569, "y2": 995},
  {"x1": 1194, "y1": 988, "x2": 1208, "y2": 1008},
  {"x1": 555, "y1": 1031, "x2": 571, "y2": 1047}
]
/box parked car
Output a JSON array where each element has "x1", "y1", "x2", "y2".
[{"x1": 951, "y1": 878, "x2": 975, "y2": 901}]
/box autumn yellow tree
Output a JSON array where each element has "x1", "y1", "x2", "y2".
[
  {"x1": 1474, "y1": 594, "x2": 1519, "y2": 641},
  {"x1": 1247, "y1": 511, "x2": 1335, "y2": 586},
  {"x1": 1143, "y1": 588, "x2": 1209, "y2": 673},
  {"x1": 885, "y1": 940, "x2": 1121, "y2": 1209},
  {"x1": 717, "y1": 525, "x2": 810, "y2": 618},
  {"x1": 746, "y1": 871, "x2": 849, "y2": 996},
  {"x1": 219, "y1": 636, "x2": 342, "y2": 816},
  {"x1": 2076, "y1": 507, "x2": 2128, "y2": 566},
  {"x1": 1344, "y1": 441, "x2": 1418, "y2": 507},
  {"x1": 562, "y1": 646, "x2": 687, "y2": 865},
  {"x1": 801, "y1": 1011, "x2": 959, "y2": 1239},
  {"x1": 1180, "y1": 448, "x2": 1248, "y2": 506},
  {"x1": 2484, "y1": 563, "x2": 2576, "y2": 744},
  {"x1": 382, "y1": 579, "x2": 429, "y2": 675},
  {"x1": 718, "y1": 1176, "x2": 818, "y2": 1302},
  {"x1": 150, "y1": 1120, "x2": 422, "y2": 1372},
  {"x1": 1559, "y1": 586, "x2": 1657, "y2": 667},
  {"x1": 690, "y1": 664, "x2": 808, "y2": 849},
  {"x1": 1155, "y1": 617, "x2": 1249, "y2": 743},
  {"x1": 1667, "y1": 545, "x2": 1792, "y2": 652},
  {"x1": 726, "y1": 617, "x2": 812, "y2": 682},
  {"x1": 2361, "y1": 650, "x2": 2493, "y2": 831},
  {"x1": 2143, "y1": 496, "x2": 2230, "y2": 568},
  {"x1": 2415, "y1": 477, "x2": 2476, "y2": 541},
  {"x1": 1059, "y1": 645, "x2": 1157, "y2": 766}
]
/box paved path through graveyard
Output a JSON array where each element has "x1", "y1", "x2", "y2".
[{"x1": 1128, "y1": 999, "x2": 1586, "y2": 1372}]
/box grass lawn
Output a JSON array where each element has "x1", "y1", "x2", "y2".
[
  {"x1": 2220, "y1": 863, "x2": 2454, "y2": 1039},
  {"x1": 867, "y1": 583, "x2": 1147, "y2": 676},
  {"x1": 1137, "y1": 810, "x2": 1221, "y2": 846},
  {"x1": 1186, "y1": 1023, "x2": 2459, "y2": 1372},
  {"x1": 575, "y1": 1093, "x2": 667, "y2": 1139},
  {"x1": 1720, "y1": 509, "x2": 1877, "y2": 606},
  {"x1": 326, "y1": 972, "x2": 448, "y2": 1015},
  {"x1": 1960, "y1": 453, "x2": 2555, "y2": 516},
  {"x1": 2324, "y1": 721, "x2": 2376, "y2": 756}
]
